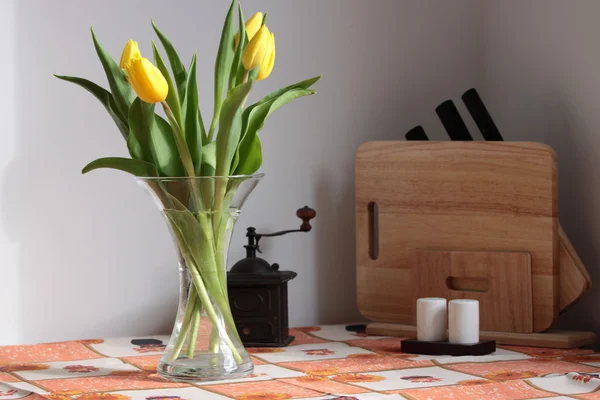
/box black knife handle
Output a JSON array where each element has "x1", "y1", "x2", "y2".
[
  {"x1": 462, "y1": 88, "x2": 504, "y2": 141},
  {"x1": 436, "y1": 100, "x2": 473, "y2": 141},
  {"x1": 405, "y1": 126, "x2": 429, "y2": 141}
]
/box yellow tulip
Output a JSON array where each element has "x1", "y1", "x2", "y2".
[
  {"x1": 242, "y1": 25, "x2": 271, "y2": 72},
  {"x1": 257, "y1": 32, "x2": 275, "y2": 81},
  {"x1": 234, "y1": 12, "x2": 263, "y2": 48},
  {"x1": 126, "y1": 57, "x2": 169, "y2": 103},
  {"x1": 119, "y1": 39, "x2": 141, "y2": 70}
]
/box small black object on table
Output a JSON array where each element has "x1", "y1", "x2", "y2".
[{"x1": 401, "y1": 338, "x2": 496, "y2": 356}]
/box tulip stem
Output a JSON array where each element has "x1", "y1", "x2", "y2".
[
  {"x1": 207, "y1": 113, "x2": 219, "y2": 143},
  {"x1": 161, "y1": 101, "x2": 196, "y2": 178}
]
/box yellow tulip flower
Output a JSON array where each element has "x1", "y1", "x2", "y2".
[
  {"x1": 234, "y1": 12, "x2": 263, "y2": 48},
  {"x1": 126, "y1": 57, "x2": 169, "y2": 103},
  {"x1": 257, "y1": 32, "x2": 275, "y2": 81},
  {"x1": 242, "y1": 25, "x2": 270, "y2": 72},
  {"x1": 119, "y1": 39, "x2": 141, "y2": 70}
]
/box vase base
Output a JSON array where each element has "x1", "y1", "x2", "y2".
[{"x1": 157, "y1": 358, "x2": 254, "y2": 382}]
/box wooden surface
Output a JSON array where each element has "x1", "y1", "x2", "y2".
[
  {"x1": 366, "y1": 323, "x2": 597, "y2": 349},
  {"x1": 356, "y1": 142, "x2": 559, "y2": 332},
  {"x1": 559, "y1": 225, "x2": 592, "y2": 311},
  {"x1": 414, "y1": 250, "x2": 533, "y2": 333}
]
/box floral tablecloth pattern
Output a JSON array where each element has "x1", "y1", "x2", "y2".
[{"x1": 2, "y1": 324, "x2": 600, "y2": 399}]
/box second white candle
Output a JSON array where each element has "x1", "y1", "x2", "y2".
[{"x1": 449, "y1": 299, "x2": 480, "y2": 344}]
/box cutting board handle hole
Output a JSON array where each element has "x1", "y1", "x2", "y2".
[
  {"x1": 368, "y1": 202, "x2": 379, "y2": 260},
  {"x1": 446, "y1": 276, "x2": 490, "y2": 293}
]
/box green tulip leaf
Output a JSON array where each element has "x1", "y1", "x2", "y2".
[
  {"x1": 229, "y1": 3, "x2": 247, "y2": 89},
  {"x1": 201, "y1": 141, "x2": 217, "y2": 170},
  {"x1": 248, "y1": 66, "x2": 259, "y2": 82},
  {"x1": 128, "y1": 98, "x2": 184, "y2": 177},
  {"x1": 155, "y1": 115, "x2": 185, "y2": 177},
  {"x1": 182, "y1": 54, "x2": 203, "y2": 174},
  {"x1": 54, "y1": 75, "x2": 128, "y2": 139},
  {"x1": 164, "y1": 206, "x2": 231, "y2": 299},
  {"x1": 215, "y1": 80, "x2": 253, "y2": 176},
  {"x1": 152, "y1": 21, "x2": 188, "y2": 100},
  {"x1": 233, "y1": 88, "x2": 316, "y2": 174},
  {"x1": 214, "y1": 1, "x2": 237, "y2": 123},
  {"x1": 90, "y1": 28, "x2": 134, "y2": 118},
  {"x1": 164, "y1": 209, "x2": 201, "y2": 267},
  {"x1": 254, "y1": 76, "x2": 321, "y2": 107},
  {"x1": 230, "y1": 76, "x2": 320, "y2": 173},
  {"x1": 127, "y1": 98, "x2": 155, "y2": 163},
  {"x1": 164, "y1": 208, "x2": 216, "y2": 277},
  {"x1": 233, "y1": 135, "x2": 262, "y2": 176},
  {"x1": 82, "y1": 157, "x2": 158, "y2": 177},
  {"x1": 152, "y1": 41, "x2": 182, "y2": 126}
]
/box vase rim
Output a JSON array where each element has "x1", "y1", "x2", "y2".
[{"x1": 136, "y1": 173, "x2": 265, "y2": 182}]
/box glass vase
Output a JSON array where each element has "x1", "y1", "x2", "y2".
[{"x1": 137, "y1": 174, "x2": 264, "y2": 382}]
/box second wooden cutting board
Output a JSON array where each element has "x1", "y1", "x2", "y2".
[{"x1": 414, "y1": 250, "x2": 533, "y2": 333}]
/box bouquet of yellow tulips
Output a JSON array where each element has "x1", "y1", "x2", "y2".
[{"x1": 56, "y1": 1, "x2": 319, "y2": 381}]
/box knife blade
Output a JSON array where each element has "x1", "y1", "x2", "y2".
[
  {"x1": 405, "y1": 126, "x2": 429, "y2": 141},
  {"x1": 436, "y1": 100, "x2": 473, "y2": 141},
  {"x1": 462, "y1": 88, "x2": 504, "y2": 141}
]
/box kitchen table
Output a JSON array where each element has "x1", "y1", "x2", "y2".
[{"x1": 1, "y1": 324, "x2": 600, "y2": 399}]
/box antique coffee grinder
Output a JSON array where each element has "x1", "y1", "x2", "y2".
[{"x1": 228, "y1": 206, "x2": 316, "y2": 347}]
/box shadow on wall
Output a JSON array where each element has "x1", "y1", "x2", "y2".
[
  {"x1": 313, "y1": 170, "x2": 359, "y2": 324},
  {"x1": 307, "y1": 65, "x2": 463, "y2": 324},
  {"x1": 483, "y1": 82, "x2": 600, "y2": 335},
  {"x1": 544, "y1": 92, "x2": 600, "y2": 335}
]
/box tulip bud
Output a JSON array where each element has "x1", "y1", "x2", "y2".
[
  {"x1": 242, "y1": 25, "x2": 271, "y2": 72},
  {"x1": 119, "y1": 39, "x2": 141, "y2": 70},
  {"x1": 234, "y1": 12, "x2": 263, "y2": 49},
  {"x1": 257, "y1": 32, "x2": 275, "y2": 81},
  {"x1": 126, "y1": 57, "x2": 169, "y2": 103}
]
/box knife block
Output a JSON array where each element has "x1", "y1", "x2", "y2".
[{"x1": 356, "y1": 141, "x2": 594, "y2": 347}]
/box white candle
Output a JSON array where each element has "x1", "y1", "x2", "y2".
[
  {"x1": 416, "y1": 297, "x2": 447, "y2": 342},
  {"x1": 449, "y1": 299, "x2": 480, "y2": 344}
]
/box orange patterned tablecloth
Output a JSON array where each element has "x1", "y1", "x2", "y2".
[{"x1": 1, "y1": 324, "x2": 600, "y2": 399}]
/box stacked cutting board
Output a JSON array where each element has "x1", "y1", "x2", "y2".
[{"x1": 355, "y1": 141, "x2": 594, "y2": 348}]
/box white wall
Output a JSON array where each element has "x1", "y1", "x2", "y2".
[
  {"x1": 0, "y1": 0, "x2": 484, "y2": 344},
  {"x1": 482, "y1": 0, "x2": 600, "y2": 333},
  {"x1": 0, "y1": 0, "x2": 19, "y2": 345}
]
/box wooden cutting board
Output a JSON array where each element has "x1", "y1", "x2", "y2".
[
  {"x1": 356, "y1": 141, "x2": 559, "y2": 333},
  {"x1": 414, "y1": 250, "x2": 532, "y2": 333}
]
